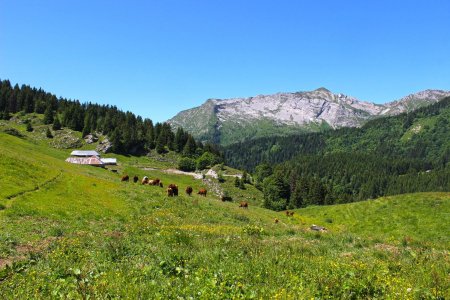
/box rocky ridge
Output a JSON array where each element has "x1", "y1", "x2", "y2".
[{"x1": 168, "y1": 88, "x2": 450, "y2": 145}]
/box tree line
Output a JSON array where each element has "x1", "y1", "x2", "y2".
[
  {"x1": 0, "y1": 79, "x2": 222, "y2": 161},
  {"x1": 224, "y1": 96, "x2": 450, "y2": 172},
  {"x1": 226, "y1": 96, "x2": 450, "y2": 210}
]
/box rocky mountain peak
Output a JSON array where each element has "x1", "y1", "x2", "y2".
[{"x1": 168, "y1": 88, "x2": 450, "y2": 145}]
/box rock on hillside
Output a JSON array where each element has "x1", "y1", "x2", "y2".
[{"x1": 168, "y1": 88, "x2": 450, "y2": 145}]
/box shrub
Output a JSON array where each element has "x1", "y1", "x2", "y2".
[
  {"x1": 178, "y1": 157, "x2": 196, "y2": 172},
  {"x1": 46, "y1": 127, "x2": 53, "y2": 138},
  {"x1": 26, "y1": 121, "x2": 34, "y2": 132}
]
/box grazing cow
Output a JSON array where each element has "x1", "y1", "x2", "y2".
[
  {"x1": 168, "y1": 184, "x2": 179, "y2": 196},
  {"x1": 133, "y1": 175, "x2": 139, "y2": 183},
  {"x1": 121, "y1": 175, "x2": 129, "y2": 182},
  {"x1": 197, "y1": 188, "x2": 207, "y2": 197},
  {"x1": 167, "y1": 188, "x2": 174, "y2": 197},
  {"x1": 185, "y1": 186, "x2": 193, "y2": 196},
  {"x1": 159, "y1": 182, "x2": 163, "y2": 188},
  {"x1": 285, "y1": 210, "x2": 294, "y2": 217},
  {"x1": 142, "y1": 176, "x2": 149, "y2": 185},
  {"x1": 274, "y1": 218, "x2": 279, "y2": 224},
  {"x1": 239, "y1": 201, "x2": 248, "y2": 208},
  {"x1": 152, "y1": 178, "x2": 161, "y2": 186}
]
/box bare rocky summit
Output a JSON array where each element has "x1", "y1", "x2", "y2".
[{"x1": 168, "y1": 88, "x2": 450, "y2": 145}]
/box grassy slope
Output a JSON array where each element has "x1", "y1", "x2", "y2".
[{"x1": 0, "y1": 130, "x2": 448, "y2": 299}]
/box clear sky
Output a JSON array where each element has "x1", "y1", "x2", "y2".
[{"x1": 1, "y1": 0, "x2": 449, "y2": 122}]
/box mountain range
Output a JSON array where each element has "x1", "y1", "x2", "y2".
[{"x1": 168, "y1": 88, "x2": 450, "y2": 145}]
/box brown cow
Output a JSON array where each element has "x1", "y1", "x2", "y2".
[
  {"x1": 239, "y1": 201, "x2": 248, "y2": 208},
  {"x1": 167, "y1": 188, "x2": 174, "y2": 197},
  {"x1": 185, "y1": 186, "x2": 193, "y2": 196},
  {"x1": 121, "y1": 175, "x2": 129, "y2": 182},
  {"x1": 168, "y1": 184, "x2": 178, "y2": 196},
  {"x1": 197, "y1": 188, "x2": 207, "y2": 197},
  {"x1": 159, "y1": 182, "x2": 163, "y2": 188},
  {"x1": 133, "y1": 175, "x2": 139, "y2": 183},
  {"x1": 285, "y1": 210, "x2": 295, "y2": 217}
]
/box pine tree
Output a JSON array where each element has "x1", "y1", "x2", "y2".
[
  {"x1": 52, "y1": 117, "x2": 62, "y2": 130},
  {"x1": 43, "y1": 105, "x2": 54, "y2": 124},
  {"x1": 183, "y1": 136, "x2": 197, "y2": 157},
  {"x1": 156, "y1": 134, "x2": 166, "y2": 154}
]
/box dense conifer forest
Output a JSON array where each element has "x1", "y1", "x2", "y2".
[
  {"x1": 0, "y1": 79, "x2": 221, "y2": 161},
  {"x1": 226, "y1": 97, "x2": 450, "y2": 210}
]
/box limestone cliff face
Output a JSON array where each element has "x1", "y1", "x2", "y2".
[{"x1": 168, "y1": 88, "x2": 450, "y2": 145}]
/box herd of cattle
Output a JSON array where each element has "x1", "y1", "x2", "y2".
[
  {"x1": 119, "y1": 174, "x2": 326, "y2": 232},
  {"x1": 120, "y1": 174, "x2": 249, "y2": 208},
  {"x1": 120, "y1": 174, "x2": 209, "y2": 198}
]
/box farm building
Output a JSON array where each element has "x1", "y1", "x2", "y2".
[
  {"x1": 65, "y1": 156, "x2": 105, "y2": 167},
  {"x1": 100, "y1": 158, "x2": 117, "y2": 165},
  {"x1": 66, "y1": 150, "x2": 117, "y2": 166},
  {"x1": 70, "y1": 150, "x2": 100, "y2": 157}
]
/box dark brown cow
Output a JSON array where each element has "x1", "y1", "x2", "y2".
[
  {"x1": 197, "y1": 188, "x2": 207, "y2": 197},
  {"x1": 121, "y1": 175, "x2": 129, "y2": 182},
  {"x1": 167, "y1": 188, "x2": 174, "y2": 197},
  {"x1": 159, "y1": 182, "x2": 163, "y2": 188},
  {"x1": 239, "y1": 201, "x2": 248, "y2": 208},
  {"x1": 185, "y1": 186, "x2": 193, "y2": 196},
  {"x1": 133, "y1": 175, "x2": 139, "y2": 183},
  {"x1": 152, "y1": 178, "x2": 161, "y2": 186},
  {"x1": 168, "y1": 184, "x2": 178, "y2": 196}
]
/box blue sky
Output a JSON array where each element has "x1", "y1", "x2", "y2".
[{"x1": 1, "y1": 0, "x2": 449, "y2": 122}]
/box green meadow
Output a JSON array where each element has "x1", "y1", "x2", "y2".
[{"x1": 0, "y1": 128, "x2": 448, "y2": 299}]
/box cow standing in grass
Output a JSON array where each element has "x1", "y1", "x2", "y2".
[
  {"x1": 167, "y1": 188, "x2": 174, "y2": 197},
  {"x1": 197, "y1": 188, "x2": 207, "y2": 197},
  {"x1": 239, "y1": 201, "x2": 248, "y2": 208},
  {"x1": 121, "y1": 175, "x2": 129, "y2": 182},
  {"x1": 133, "y1": 175, "x2": 139, "y2": 183},
  {"x1": 186, "y1": 186, "x2": 193, "y2": 196},
  {"x1": 168, "y1": 184, "x2": 178, "y2": 196}
]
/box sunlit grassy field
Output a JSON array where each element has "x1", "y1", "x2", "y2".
[{"x1": 0, "y1": 129, "x2": 448, "y2": 299}]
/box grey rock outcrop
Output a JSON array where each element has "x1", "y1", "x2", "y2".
[{"x1": 168, "y1": 88, "x2": 450, "y2": 145}]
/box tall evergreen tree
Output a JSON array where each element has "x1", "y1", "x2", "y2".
[{"x1": 43, "y1": 105, "x2": 54, "y2": 124}]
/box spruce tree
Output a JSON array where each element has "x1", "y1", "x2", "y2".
[
  {"x1": 43, "y1": 105, "x2": 54, "y2": 124},
  {"x1": 183, "y1": 136, "x2": 197, "y2": 157},
  {"x1": 52, "y1": 117, "x2": 61, "y2": 130}
]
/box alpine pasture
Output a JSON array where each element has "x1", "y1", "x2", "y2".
[{"x1": 0, "y1": 127, "x2": 448, "y2": 299}]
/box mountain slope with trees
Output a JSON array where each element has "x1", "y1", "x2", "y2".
[
  {"x1": 225, "y1": 96, "x2": 450, "y2": 210},
  {"x1": 0, "y1": 79, "x2": 222, "y2": 164}
]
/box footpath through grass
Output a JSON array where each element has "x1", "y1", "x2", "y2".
[{"x1": 0, "y1": 132, "x2": 448, "y2": 299}]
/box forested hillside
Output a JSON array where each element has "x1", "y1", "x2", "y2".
[
  {"x1": 225, "y1": 97, "x2": 450, "y2": 210},
  {"x1": 224, "y1": 96, "x2": 450, "y2": 171},
  {"x1": 0, "y1": 79, "x2": 220, "y2": 159}
]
